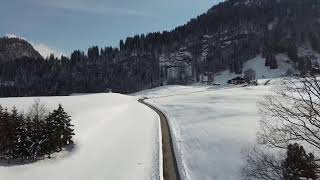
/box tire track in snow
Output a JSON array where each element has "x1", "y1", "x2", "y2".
[{"x1": 139, "y1": 98, "x2": 181, "y2": 180}]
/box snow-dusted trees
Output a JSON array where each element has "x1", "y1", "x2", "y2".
[
  {"x1": 244, "y1": 69, "x2": 256, "y2": 82},
  {"x1": 0, "y1": 102, "x2": 75, "y2": 163},
  {"x1": 47, "y1": 104, "x2": 74, "y2": 152}
]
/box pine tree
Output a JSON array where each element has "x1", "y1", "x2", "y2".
[
  {"x1": 59, "y1": 104, "x2": 74, "y2": 147},
  {"x1": 0, "y1": 107, "x2": 20, "y2": 162},
  {"x1": 0, "y1": 106, "x2": 7, "y2": 160},
  {"x1": 287, "y1": 44, "x2": 298, "y2": 62},
  {"x1": 9, "y1": 107, "x2": 22, "y2": 160},
  {"x1": 28, "y1": 115, "x2": 46, "y2": 160},
  {"x1": 0, "y1": 108, "x2": 12, "y2": 162},
  {"x1": 268, "y1": 54, "x2": 278, "y2": 69},
  {"x1": 49, "y1": 104, "x2": 74, "y2": 151},
  {"x1": 45, "y1": 112, "x2": 58, "y2": 157},
  {"x1": 282, "y1": 143, "x2": 318, "y2": 180},
  {"x1": 16, "y1": 114, "x2": 32, "y2": 161},
  {"x1": 26, "y1": 117, "x2": 43, "y2": 160},
  {"x1": 265, "y1": 57, "x2": 270, "y2": 67}
]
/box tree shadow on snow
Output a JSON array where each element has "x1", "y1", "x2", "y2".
[{"x1": 0, "y1": 144, "x2": 78, "y2": 167}]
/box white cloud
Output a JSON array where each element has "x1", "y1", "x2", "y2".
[
  {"x1": 5, "y1": 33, "x2": 64, "y2": 58},
  {"x1": 36, "y1": 0, "x2": 153, "y2": 17},
  {"x1": 31, "y1": 43, "x2": 64, "y2": 58}
]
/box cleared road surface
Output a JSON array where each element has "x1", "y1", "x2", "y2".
[{"x1": 139, "y1": 99, "x2": 181, "y2": 180}]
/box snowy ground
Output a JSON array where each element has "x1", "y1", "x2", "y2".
[
  {"x1": 135, "y1": 83, "x2": 276, "y2": 180},
  {"x1": 0, "y1": 93, "x2": 161, "y2": 180},
  {"x1": 213, "y1": 54, "x2": 292, "y2": 85}
]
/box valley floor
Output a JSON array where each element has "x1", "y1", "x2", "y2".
[
  {"x1": 0, "y1": 80, "x2": 278, "y2": 180},
  {"x1": 0, "y1": 94, "x2": 161, "y2": 180},
  {"x1": 135, "y1": 83, "x2": 275, "y2": 180}
]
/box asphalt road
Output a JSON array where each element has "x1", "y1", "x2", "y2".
[{"x1": 138, "y1": 99, "x2": 181, "y2": 180}]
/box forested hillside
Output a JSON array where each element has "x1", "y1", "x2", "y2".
[
  {"x1": 0, "y1": 0, "x2": 320, "y2": 97},
  {"x1": 0, "y1": 37, "x2": 41, "y2": 63}
]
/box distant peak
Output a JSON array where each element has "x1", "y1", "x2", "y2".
[
  {"x1": 0, "y1": 36, "x2": 43, "y2": 62},
  {"x1": 5, "y1": 33, "x2": 27, "y2": 41}
]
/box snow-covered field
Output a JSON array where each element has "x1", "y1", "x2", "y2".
[
  {"x1": 0, "y1": 93, "x2": 161, "y2": 180},
  {"x1": 136, "y1": 84, "x2": 275, "y2": 180}
]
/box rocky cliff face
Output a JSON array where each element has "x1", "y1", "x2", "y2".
[{"x1": 0, "y1": 37, "x2": 42, "y2": 63}]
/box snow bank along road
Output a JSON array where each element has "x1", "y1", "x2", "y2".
[
  {"x1": 139, "y1": 98, "x2": 181, "y2": 180},
  {"x1": 0, "y1": 93, "x2": 161, "y2": 180}
]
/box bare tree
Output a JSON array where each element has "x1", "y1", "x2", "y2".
[
  {"x1": 241, "y1": 146, "x2": 283, "y2": 180},
  {"x1": 258, "y1": 75, "x2": 320, "y2": 150},
  {"x1": 27, "y1": 99, "x2": 48, "y2": 122}
]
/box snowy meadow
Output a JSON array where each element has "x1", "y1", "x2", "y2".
[{"x1": 136, "y1": 83, "x2": 276, "y2": 180}]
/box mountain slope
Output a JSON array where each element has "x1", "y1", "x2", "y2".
[
  {"x1": 0, "y1": 0, "x2": 320, "y2": 97},
  {"x1": 157, "y1": 0, "x2": 320, "y2": 83},
  {"x1": 0, "y1": 37, "x2": 42, "y2": 62}
]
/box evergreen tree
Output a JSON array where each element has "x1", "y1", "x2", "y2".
[
  {"x1": 282, "y1": 143, "x2": 318, "y2": 180},
  {"x1": 266, "y1": 54, "x2": 278, "y2": 69},
  {"x1": 4, "y1": 108, "x2": 18, "y2": 161},
  {"x1": 45, "y1": 112, "x2": 59, "y2": 156},
  {"x1": 59, "y1": 104, "x2": 74, "y2": 147},
  {"x1": 0, "y1": 108, "x2": 13, "y2": 162},
  {"x1": 49, "y1": 104, "x2": 74, "y2": 151},
  {"x1": 265, "y1": 56, "x2": 270, "y2": 67},
  {"x1": 287, "y1": 44, "x2": 298, "y2": 62},
  {"x1": 0, "y1": 106, "x2": 8, "y2": 160},
  {"x1": 28, "y1": 114, "x2": 46, "y2": 159},
  {"x1": 10, "y1": 108, "x2": 26, "y2": 161},
  {"x1": 26, "y1": 117, "x2": 44, "y2": 160},
  {"x1": 16, "y1": 114, "x2": 32, "y2": 161}
]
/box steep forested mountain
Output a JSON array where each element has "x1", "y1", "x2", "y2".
[{"x1": 0, "y1": 0, "x2": 320, "y2": 97}]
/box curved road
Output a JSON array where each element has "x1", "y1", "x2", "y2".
[{"x1": 138, "y1": 99, "x2": 181, "y2": 180}]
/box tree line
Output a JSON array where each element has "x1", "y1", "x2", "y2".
[
  {"x1": 0, "y1": 46, "x2": 160, "y2": 97},
  {"x1": 0, "y1": 101, "x2": 74, "y2": 163}
]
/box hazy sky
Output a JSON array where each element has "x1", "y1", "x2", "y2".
[{"x1": 1, "y1": 0, "x2": 222, "y2": 57}]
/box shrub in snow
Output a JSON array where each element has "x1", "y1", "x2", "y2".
[{"x1": 0, "y1": 102, "x2": 75, "y2": 163}]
